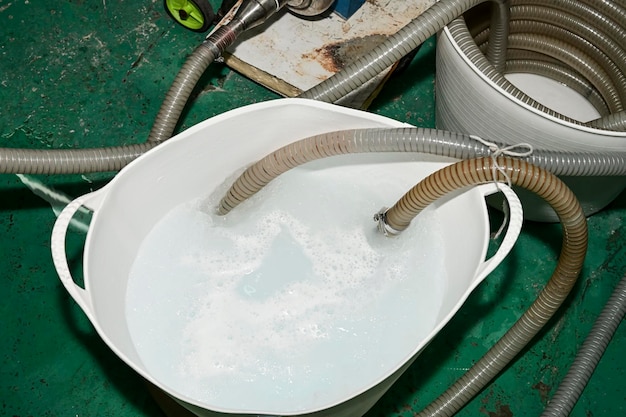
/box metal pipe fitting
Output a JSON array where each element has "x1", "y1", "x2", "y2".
[
  {"x1": 287, "y1": 0, "x2": 336, "y2": 17},
  {"x1": 228, "y1": 0, "x2": 290, "y2": 32}
]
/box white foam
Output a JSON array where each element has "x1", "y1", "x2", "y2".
[{"x1": 126, "y1": 159, "x2": 448, "y2": 413}]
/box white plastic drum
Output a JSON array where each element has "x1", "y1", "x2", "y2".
[{"x1": 437, "y1": 25, "x2": 626, "y2": 222}]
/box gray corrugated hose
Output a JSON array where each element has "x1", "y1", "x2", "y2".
[
  {"x1": 1, "y1": 0, "x2": 291, "y2": 173},
  {"x1": 0, "y1": 143, "x2": 160, "y2": 175},
  {"x1": 299, "y1": 0, "x2": 511, "y2": 103},
  {"x1": 301, "y1": 0, "x2": 626, "y2": 130},
  {"x1": 218, "y1": 127, "x2": 626, "y2": 214},
  {"x1": 146, "y1": 41, "x2": 222, "y2": 143},
  {"x1": 540, "y1": 273, "x2": 626, "y2": 417},
  {"x1": 2, "y1": 0, "x2": 625, "y2": 173},
  {"x1": 446, "y1": 0, "x2": 626, "y2": 130}
]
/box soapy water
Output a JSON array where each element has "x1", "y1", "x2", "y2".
[{"x1": 126, "y1": 159, "x2": 447, "y2": 413}]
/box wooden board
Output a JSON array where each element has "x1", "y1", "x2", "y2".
[{"x1": 217, "y1": 0, "x2": 436, "y2": 107}]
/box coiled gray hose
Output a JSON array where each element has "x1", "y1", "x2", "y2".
[
  {"x1": 456, "y1": 0, "x2": 626, "y2": 130},
  {"x1": 476, "y1": 24, "x2": 626, "y2": 111},
  {"x1": 301, "y1": 0, "x2": 626, "y2": 130},
  {"x1": 444, "y1": 17, "x2": 626, "y2": 132},
  {"x1": 541, "y1": 273, "x2": 626, "y2": 417},
  {"x1": 504, "y1": 59, "x2": 611, "y2": 117}
]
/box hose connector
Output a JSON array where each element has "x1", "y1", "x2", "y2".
[
  {"x1": 227, "y1": 0, "x2": 290, "y2": 33},
  {"x1": 373, "y1": 207, "x2": 401, "y2": 237},
  {"x1": 221, "y1": 0, "x2": 335, "y2": 35},
  {"x1": 287, "y1": 0, "x2": 336, "y2": 17}
]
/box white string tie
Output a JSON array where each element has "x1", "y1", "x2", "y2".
[
  {"x1": 470, "y1": 135, "x2": 533, "y2": 239},
  {"x1": 470, "y1": 135, "x2": 534, "y2": 187}
]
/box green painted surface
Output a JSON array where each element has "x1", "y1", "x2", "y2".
[{"x1": 1, "y1": 1, "x2": 624, "y2": 416}]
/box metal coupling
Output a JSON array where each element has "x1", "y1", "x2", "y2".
[
  {"x1": 374, "y1": 207, "x2": 401, "y2": 237},
  {"x1": 230, "y1": 0, "x2": 290, "y2": 32},
  {"x1": 287, "y1": 0, "x2": 336, "y2": 17}
]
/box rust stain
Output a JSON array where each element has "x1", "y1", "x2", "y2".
[
  {"x1": 488, "y1": 404, "x2": 514, "y2": 417},
  {"x1": 302, "y1": 34, "x2": 388, "y2": 74},
  {"x1": 479, "y1": 392, "x2": 514, "y2": 417},
  {"x1": 532, "y1": 381, "x2": 552, "y2": 404}
]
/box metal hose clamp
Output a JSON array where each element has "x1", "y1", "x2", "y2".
[{"x1": 373, "y1": 207, "x2": 400, "y2": 237}]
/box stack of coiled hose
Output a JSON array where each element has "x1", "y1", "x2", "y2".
[{"x1": 463, "y1": 0, "x2": 626, "y2": 130}]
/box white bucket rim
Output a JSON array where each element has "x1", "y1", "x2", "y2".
[{"x1": 52, "y1": 98, "x2": 523, "y2": 416}]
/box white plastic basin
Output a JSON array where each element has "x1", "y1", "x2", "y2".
[{"x1": 51, "y1": 98, "x2": 522, "y2": 417}]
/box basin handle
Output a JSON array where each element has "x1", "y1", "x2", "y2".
[
  {"x1": 475, "y1": 182, "x2": 524, "y2": 282},
  {"x1": 51, "y1": 190, "x2": 106, "y2": 321}
]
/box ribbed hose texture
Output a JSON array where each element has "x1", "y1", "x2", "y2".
[
  {"x1": 386, "y1": 157, "x2": 587, "y2": 416},
  {"x1": 508, "y1": 32, "x2": 624, "y2": 112},
  {"x1": 217, "y1": 136, "x2": 588, "y2": 417},
  {"x1": 485, "y1": 0, "x2": 510, "y2": 72},
  {"x1": 299, "y1": 0, "x2": 510, "y2": 103},
  {"x1": 147, "y1": 41, "x2": 220, "y2": 143},
  {"x1": 461, "y1": 0, "x2": 626, "y2": 129},
  {"x1": 217, "y1": 128, "x2": 626, "y2": 214},
  {"x1": 492, "y1": 20, "x2": 626, "y2": 108},
  {"x1": 446, "y1": 18, "x2": 587, "y2": 127},
  {"x1": 588, "y1": 110, "x2": 626, "y2": 131},
  {"x1": 0, "y1": 143, "x2": 159, "y2": 174},
  {"x1": 504, "y1": 59, "x2": 611, "y2": 117},
  {"x1": 217, "y1": 128, "x2": 490, "y2": 214},
  {"x1": 540, "y1": 273, "x2": 626, "y2": 417}
]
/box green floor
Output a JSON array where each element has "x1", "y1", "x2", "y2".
[{"x1": 1, "y1": 1, "x2": 624, "y2": 416}]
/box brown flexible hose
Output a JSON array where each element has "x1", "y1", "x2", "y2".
[
  {"x1": 217, "y1": 130, "x2": 361, "y2": 215},
  {"x1": 218, "y1": 152, "x2": 588, "y2": 416},
  {"x1": 383, "y1": 156, "x2": 587, "y2": 415}
]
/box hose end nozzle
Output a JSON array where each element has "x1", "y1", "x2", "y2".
[
  {"x1": 230, "y1": 0, "x2": 289, "y2": 32},
  {"x1": 287, "y1": 0, "x2": 336, "y2": 17},
  {"x1": 374, "y1": 207, "x2": 402, "y2": 237}
]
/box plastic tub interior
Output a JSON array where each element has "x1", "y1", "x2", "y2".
[{"x1": 52, "y1": 98, "x2": 522, "y2": 417}]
